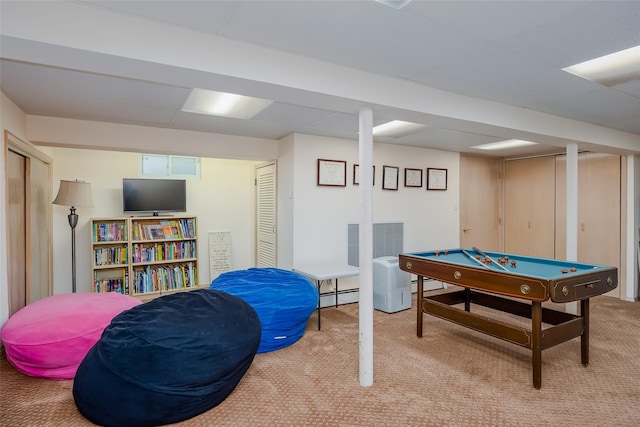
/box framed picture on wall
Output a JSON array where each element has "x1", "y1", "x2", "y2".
[
  {"x1": 382, "y1": 165, "x2": 399, "y2": 190},
  {"x1": 353, "y1": 164, "x2": 375, "y2": 185},
  {"x1": 427, "y1": 168, "x2": 447, "y2": 190},
  {"x1": 404, "y1": 168, "x2": 423, "y2": 188},
  {"x1": 317, "y1": 159, "x2": 347, "y2": 187}
]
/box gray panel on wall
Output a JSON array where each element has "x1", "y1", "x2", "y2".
[{"x1": 347, "y1": 223, "x2": 404, "y2": 266}]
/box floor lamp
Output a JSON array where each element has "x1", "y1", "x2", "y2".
[{"x1": 53, "y1": 180, "x2": 93, "y2": 293}]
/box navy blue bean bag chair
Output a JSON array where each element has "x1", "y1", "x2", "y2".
[
  {"x1": 210, "y1": 268, "x2": 317, "y2": 353},
  {"x1": 73, "y1": 289, "x2": 261, "y2": 427}
]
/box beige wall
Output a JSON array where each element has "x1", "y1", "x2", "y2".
[{"x1": 50, "y1": 147, "x2": 261, "y2": 294}]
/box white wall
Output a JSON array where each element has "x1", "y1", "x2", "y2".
[
  {"x1": 287, "y1": 134, "x2": 460, "y2": 289},
  {"x1": 49, "y1": 147, "x2": 261, "y2": 294}
]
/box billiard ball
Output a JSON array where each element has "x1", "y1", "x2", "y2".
[
  {"x1": 570, "y1": 267, "x2": 577, "y2": 272},
  {"x1": 510, "y1": 261, "x2": 516, "y2": 267},
  {"x1": 561, "y1": 269, "x2": 568, "y2": 274}
]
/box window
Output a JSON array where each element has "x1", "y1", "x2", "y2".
[{"x1": 140, "y1": 154, "x2": 200, "y2": 179}]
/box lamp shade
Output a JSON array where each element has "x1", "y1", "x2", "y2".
[{"x1": 53, "y1": 180, "x2": 94, "y2": 208}]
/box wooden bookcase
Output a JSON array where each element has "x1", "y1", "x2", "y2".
[{"x1": 91, "y1": 216, "x2": 198, "y2": 300}]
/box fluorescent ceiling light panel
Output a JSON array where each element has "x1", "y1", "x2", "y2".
[
  {"x1": 372, "y1": 120, "x2": 425, "y2": 137},
  {"x1": 472, "y1": 139, "x2": 538, "y2": 150},
  {"x1": 562, "y1": 45, "x2": 640, "y2": 87},
  {"x1": 182, "y1": 89, "x2": 273, "y2": 119},
  {"x1": 375, "y1": 0, "x2": 412, "y2": 10}
]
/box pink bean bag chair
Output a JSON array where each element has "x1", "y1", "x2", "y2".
[{"x1": 1, "y1": 292, "x2": 141, "y2": 380}]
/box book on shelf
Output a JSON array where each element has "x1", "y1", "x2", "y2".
[
  {"x1": 133, "y1": 219, "x2": 196, "y2": 241},
  {"x1": 93, "y1": 221, "x2": 127, "y2": 242},
  {"x1": 93, "y1": 246, "x2": 128, "y2": 266},
  {"x1": 93, "y1": 270, "x2": 129, "y2": 294},
  {"x1": 131, "y1": 241, "x2": 196, "y2": 263},
  {"x1": 132, "y1": 262, "x2": 198, "y2": 295}
]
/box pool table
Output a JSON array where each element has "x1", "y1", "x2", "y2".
[{"x1": 399, "y1": 248, "x2": 618, "y2": 389}]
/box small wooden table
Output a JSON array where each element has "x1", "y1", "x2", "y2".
[{"x1": 293, "y1": 263, "x2": 359, "y2": 330}]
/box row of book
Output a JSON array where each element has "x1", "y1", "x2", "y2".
[
  {"x1": 93, "y1": 222, "x2": 127, "y2": 243},
  {"x1": 93, "y1": 272, "x2": 129, "y2": 294},
  {"x1": 131, "y1": 218, "x2": 196, "y2": 241},
  {"x1": 93, "y1": 246, "x2": 128, "y2": 267},
  {"x1": 132, "y1": 262, "x2": 197, "y2": 294},
  {"x1": 131, "y1": 241, "x2": 196, "y2": 263}
]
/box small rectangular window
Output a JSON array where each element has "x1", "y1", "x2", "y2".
[
  {"x1": 141, "y1": 154, "x2": 169, "y2": 176},
  {"x1": 140, "y1": 154, "x2": 200, "y2": 179}
]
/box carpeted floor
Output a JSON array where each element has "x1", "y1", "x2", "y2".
[{"x1": 1, "y1": 292, "x2": 639, "y2": 426}]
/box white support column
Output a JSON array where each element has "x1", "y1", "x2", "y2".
[
  {"x1": 358, "y1": 107, "x2": 374, "y2": 387},
  {"x1": 566, "y1": 143, "x2": 579, "y2": 314},
  {"x1": 625, "y1": 155, "x2": 639, "y2": 301}
]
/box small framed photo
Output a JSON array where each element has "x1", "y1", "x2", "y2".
[
  {"x1": 427, "y1": 168, "x2": 448, "y2": 190},
  {"x1": 404, "y1": 168, "x2": 423, "y2": 188},
  {"x1": 353, "y1": 164, "x2": 375, "y2": 186},
  {"x1": 317, "y1": 159, "x2": 347, "y2": 187},
  {"x1": 382, "y1": 165, "x2": 399, "y2": 190}
]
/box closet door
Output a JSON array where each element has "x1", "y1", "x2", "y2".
[
  {"x1": 255, "y1": 162, "x2": 277, "y2": 268},
  {"x1": 28, "y1": 156, "x2": 52, "y2": 302},
  {"x1": 460, "y1": 155, "x2": 502, "y2": 250},
  {"x1": 7, "y1": 149, "x2": 27, "y2": 315},
  {"x1": 555, "y1": 153, "x2": 620, "y2": 298},
  {"x1": 5, "y1": 132, "x2": 52, "y2": 315},
  {"x1": 579, "y1": 153, "x2": 620, "y2": 273},
  {"x1": 504, "y1": 157, "x2": 556, "y2": 257}
]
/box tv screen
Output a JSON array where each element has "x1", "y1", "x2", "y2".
[{"x1": 123, "y1": 178, "x2": 186, "y2": 215}]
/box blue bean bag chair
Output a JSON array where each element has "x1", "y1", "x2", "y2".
[
  {"x1": 210, "y1": 268, "x2": 317, "y2": 353},
  {"x1": 73, "y1": 289, "x2": 261, "y2": 427}
]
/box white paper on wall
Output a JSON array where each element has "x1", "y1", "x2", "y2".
[{"x1": 209, "y1": 231, "x2": 232, "y2": 281}]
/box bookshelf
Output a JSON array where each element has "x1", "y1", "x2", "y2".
[{"x1": 90, "y1": 216, "x2": 199, "y2": 300}]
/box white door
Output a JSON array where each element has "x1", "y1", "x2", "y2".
[{"x1": 255, "y1": 162, "x2": 277, "y2": 267}]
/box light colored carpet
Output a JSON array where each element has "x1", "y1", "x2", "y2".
[{"x1": 1, "y1": 293, "x2": 639, "y2": 426}]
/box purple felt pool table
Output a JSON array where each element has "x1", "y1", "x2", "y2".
[{"x1": 399, "y1": 248, "x2": 618, "y2": 389}]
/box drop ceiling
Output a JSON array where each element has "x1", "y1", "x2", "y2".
[{"x1": 1, "y1": 0, "x2": 639, "y2": 158}]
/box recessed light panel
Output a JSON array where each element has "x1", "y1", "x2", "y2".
[
  {"x1": 562, "y1": 45, "x2": 640, "y2": 87},
  {"x1": 472, "y1": 139, "x2": 538, "y2": 150},
  {"x1": 372, "y1": 120, "x2": 426, "y2": 137},
  {"x1": 182, "y1": 89, "x2": 273, "y2": 119},
  {"x1": 375, "y1": 0, "x2": 412, "y2": 10}
]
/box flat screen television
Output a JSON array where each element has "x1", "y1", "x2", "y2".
[{"x1": 123, "y1": 178, "x2": 186, "y2": 215}]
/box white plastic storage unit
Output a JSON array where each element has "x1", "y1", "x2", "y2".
[{"x1": 372, "y1": 256, "x2": 411, "y2": 313}]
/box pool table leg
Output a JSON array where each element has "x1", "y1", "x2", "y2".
[
  {"x1": 581, "y1": 299, "x2": 589, "y2": 367},
  {"x1": 417, "y1": 275, "x2": 424, "y2": 338},
  {"x1": 532, "y1": 301, "x2": 542, "y2": 389}
]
